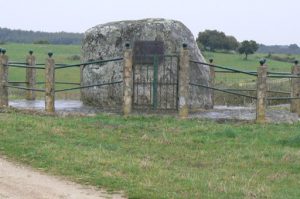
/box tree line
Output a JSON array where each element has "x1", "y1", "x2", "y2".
[
  {"x1": 196, "y1": 29, "x2": 258, "y2": 59},
  {"x1": 257, "y1": 44, "x2": 300, "y2": 54},
  {"x1": 0, "y1": 27, "x2": 83, "y2": 45}
]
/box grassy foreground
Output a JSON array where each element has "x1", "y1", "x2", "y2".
[{"x1": 0, "y1": 111, "x2": 300, "y2": 198}]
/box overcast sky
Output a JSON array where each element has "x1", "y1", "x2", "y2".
[{"x1": 2, "y1": 0, "x2": 299, "y2": 45}]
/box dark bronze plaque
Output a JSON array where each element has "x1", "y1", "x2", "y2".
[{"x1": 133, "y1": 41, "x2": 164, "y2": 64}]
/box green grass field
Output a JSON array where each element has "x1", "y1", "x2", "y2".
[
  {"x1": 1, "y1": 43, "x2": 81, "y2": 63},
  {"x1": 203, "y1": 51, "x2": 300, "y2": 71},
  {"x1": 0, "y1": 111, "x2": 300, "y2": 198},
  {"x1": 1, "y1": 44, "x2": 300, "y2": 198},
  {"x1": 1, "y1": 43, "x2": 81, "y2": 99}
]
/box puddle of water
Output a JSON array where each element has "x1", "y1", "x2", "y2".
[
  {"x1": 8, "y1": 100, "x2": 299, "y2": 123},
  {"x1": 196, "y1": 109, "x2": 255, "y2": 120},
  {"x1": 9, "y1": 100, "x2": 83, "y2": 111},
  {"x1": 214, "y1": 105, "x2": 254, "y2": 110}
]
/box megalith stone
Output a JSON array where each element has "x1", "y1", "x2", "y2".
[{"x1": 81, "y1": 18, "x2": 212, "y2": 110}]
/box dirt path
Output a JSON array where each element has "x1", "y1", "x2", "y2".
[{"x1": 0, "y1": 156, "x2": 125, "y2": 199}]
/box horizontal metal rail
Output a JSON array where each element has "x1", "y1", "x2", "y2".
[
  {"x1": 36, "y1": 81, "x2": 81, "y2": 85},
  {"x1": 134, "y1": 54, "x2": 178, "y2": 57},
  {"x1": 134, "y1": 82, "x2": 177, "y2": 85},
  {"x1": 267, "y1": 75, "x2": 300, "y2": 78},
  {"x1": 5, "y1": 85, "x2": 45, "y2": 92},
  {"x1": 190, "y1": 60, "x2": 258, "y2": 77},
  {"x1": 6, "y1": 64, "x2": 45, "y2": 69},
  {"x1": 216, "y1": 70, "x2": 295, "y2": 76},
  {"x1": 55, "y1": 81, "x2": 123, "y2": 92},
  {"x1": 223, "y1": 88, "x2": 256, "y2": 92},
  {"x1": 267, "y1": 96, "x2": 300, "y2": 100},
  {"x1": 8, "y1": 81, "x2": 28, "y2": 84},
  {"x1": 55, "y1": 57, "x2": 124, "y2": 70},
  {"x1": 215, "y1": 70, "x2": 257, "y2": 74},
  {"x1": 222, "y1": 88, "x2": 290, "y2": 95},
  {"x1": 189, "y1": 82, "x2": 257, "y2": 99},
  {"x1": 55, "y1": 81, "x2": 81, "y2": 85},
  {"x1": 267, "y1": 71, "x2": 292, "y2": 75},
  {"x1": 8, "y1": 61, "x2": 27, "y2": 65},
  {"x1": 267, "y1": 90, "x2": 291, "y2": 95}
]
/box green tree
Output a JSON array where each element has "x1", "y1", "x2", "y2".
[
  {"x1": 196, "y1": 30, "x2": 239, "y2": 51},
  {"x1": 238, "y1": 40, "x2": 258, "y2": 60},
  {"x1": 224, "y1": 36, "x2": 239, "y2": 51}
]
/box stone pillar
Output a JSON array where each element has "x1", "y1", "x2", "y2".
[
  {"x1": 209, "y1": 58, "x2": 215, "y2": 108},
  {"x1": 256, "y1": 59, "x2": 268, "y2": 123},
  {"x1": 0, "y1": 49, "x2": 9, "y2": 107},
  {"x1": 123, "y1": 43, "x2": 133, "y2": 116},
  {"x1": 26, "y1": 50, "x2": 36, "y2": 100},
  {"x1": 290, "y1": 60, "x2": 300, "y2": 116},
  {"x1": 45, "y1": 52, "x2": 55, "y2": 113},
  {"x1": 178, "y1": 44, "x2": 190, "y2": 118}
]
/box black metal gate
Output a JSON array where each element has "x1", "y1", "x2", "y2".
[{"x1": 132, "y1": 54, "x2": 179, "y2": 111}]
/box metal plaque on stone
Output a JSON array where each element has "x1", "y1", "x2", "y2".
[{"x1": 133, "y1": 41, "x2": 164, "y2": 64}]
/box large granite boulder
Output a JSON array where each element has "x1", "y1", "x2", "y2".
[{"x1": 81, "y1": 18, "x2": 212, "y2": 110}]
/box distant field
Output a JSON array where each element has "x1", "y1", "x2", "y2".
[
  {"x1": 1, "y1": 43, "x2": 81, "y2": 63},
  {"x1": 1, "y1": 43, "x2": 81, "y2": 99},
  {"x1": 203, "y1": 51, "x2": 298, "y2": 86}
]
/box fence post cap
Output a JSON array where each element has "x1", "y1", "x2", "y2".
[
  {"x1": 182, "y1": 43, "x2": 188, "y2": 49},
  {"x1": 29, "y1": 50, "x2": 33, "y2": 55},
  {"x1": 259, "y1": 58, "x2": 266, "y2": 66},
  {"x1": 294, "y1": 60, "x2": 299, "y2": 65},
  {"x1": 209, "y1": 58, "x2": 213, "y2": 63},
  {"x1": 125, "y1": 43, "x2": 130, "y2": 49},
  {"x1": 48, "y1": 52, "x2": 53, "y2": 58}
]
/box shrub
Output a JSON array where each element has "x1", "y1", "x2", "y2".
[
  {"x1": 266, "y1": 54, "x2": 295, "y2": 63},
  {"x1": 33, "y1": 40, "x2": 50, "y2": 44},
  {"x1": 68, "y1": 55, "x2": 81, "y2": 61}
]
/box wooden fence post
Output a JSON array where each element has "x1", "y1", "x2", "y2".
[
  {"x1": 209, "y1": 58, "x2": 215, "y2": 108},
  {"x1": 123, "y1": 43, "x2": 133, "y2": 116},
  {"x1": 178, "y1": 44, "x2": 190, "y2": 118},
  {"x1": 26, "y1": 50, "x2": 36, "y2": 100},
  {"x1": 45, "y1": 52, "x2": 55, "y2": 113},
  {"x1": 291, "y1": 60, "x2": 300, "y2": 116},
  {"x1": 256, "y1": 59, "x2": 267, "y2": 123},
  {"x1": 0, "y1": 49, "x2": 9, "y2": 107}
]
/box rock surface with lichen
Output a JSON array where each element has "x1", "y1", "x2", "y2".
[{"x1": 81, "y1": 18, "x2": 212, "y2": 110}]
